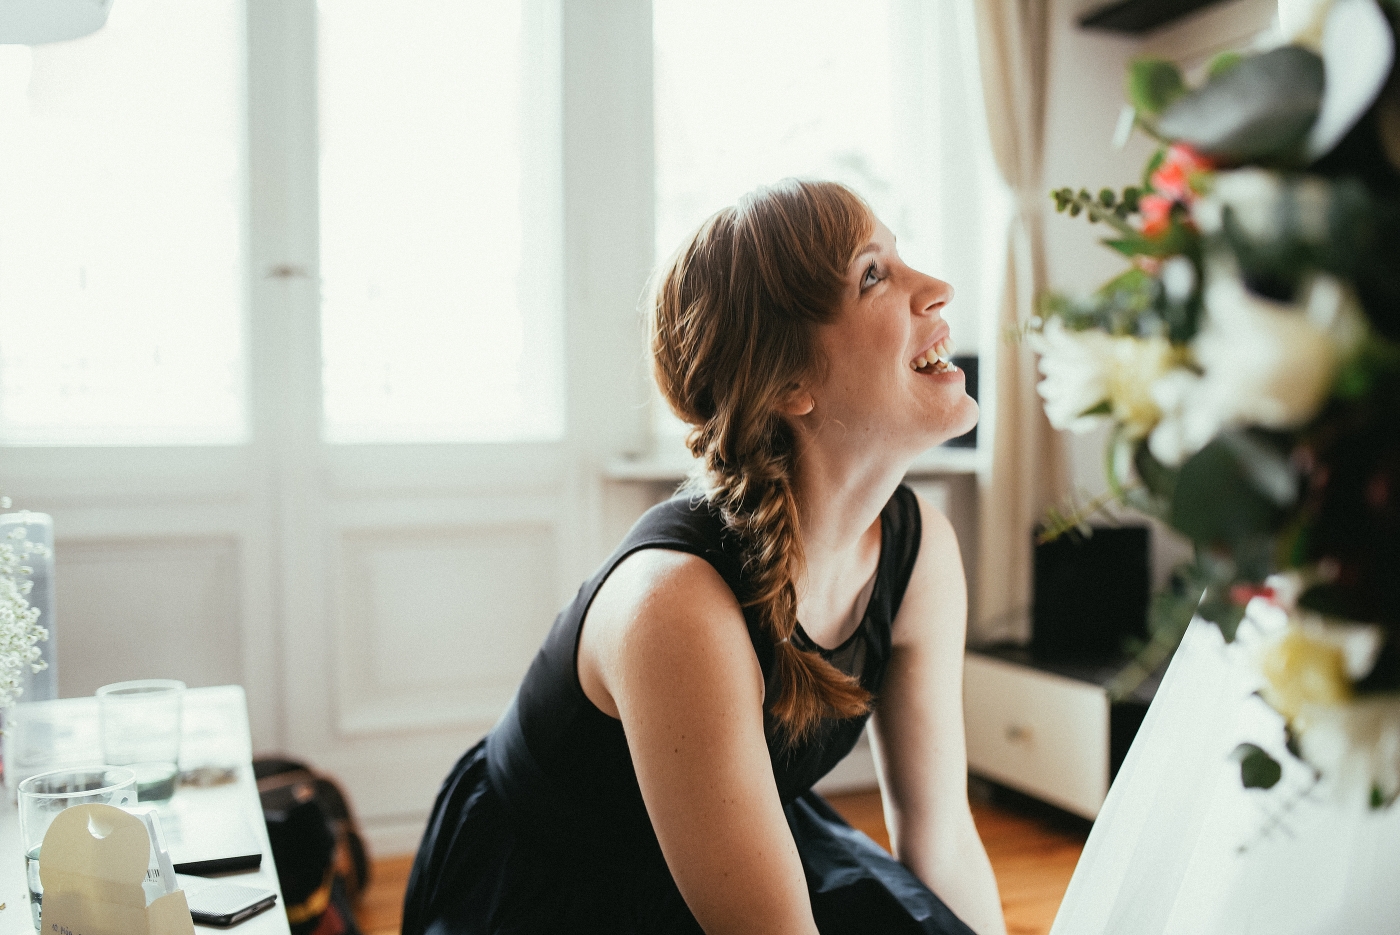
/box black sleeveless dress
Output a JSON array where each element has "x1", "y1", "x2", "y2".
[{"x1": 401, "y1": 486, "x2": 976, "y2": 935}]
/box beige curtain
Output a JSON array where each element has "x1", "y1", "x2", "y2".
[{"x1": 972, "y1": 0, "x2": 1067, "y2": 644}]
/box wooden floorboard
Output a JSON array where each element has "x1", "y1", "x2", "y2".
[{"x1": 355, "y1": 787, "x2": 1087, "y2": 935}]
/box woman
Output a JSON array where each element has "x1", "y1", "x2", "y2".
[{"x1": 402, "y1": 179, "x2": 1007, "y2": 935}]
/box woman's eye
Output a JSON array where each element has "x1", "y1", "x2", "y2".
[{"x1": 861, "y1": 263, "x2": 881, "y2": 289}]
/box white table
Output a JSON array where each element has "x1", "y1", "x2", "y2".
[
  {"x1": 0, "y1": 686, "x2": 289, "y2": 934},
  {"x1": 1051, "y1": 619, "x2": 1400, "y2": 935}
]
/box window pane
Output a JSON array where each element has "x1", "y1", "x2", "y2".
[
  {"x1": 653, "y1": 0, "x2": 1000, "y2": 438},
  {"x1": 655, "y1": 0, "x2": 935, "y2": 267},
  {"x1": 319, "y1": 0, "x2": 563, "y2": 444},
  {"x1": 0, "y1": 1, "x2": 247, "y2": 445}
]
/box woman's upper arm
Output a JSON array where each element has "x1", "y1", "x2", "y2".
[
  {"x1": 580, "y1": 550, "x2": 818, "y2": 935},
  {"x1": 869, "y1": 493, "x2": 975, "y2": 861}
]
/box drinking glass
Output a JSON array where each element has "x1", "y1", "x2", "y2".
[
  {"x1": 96, "y1": 679, "x2": 185, "y2": 804},
  {"x1": 17, "y1": 766, "x2": 138, "y2": 929}
]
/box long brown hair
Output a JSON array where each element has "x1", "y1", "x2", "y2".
[{"x1": 649, "y1": 179, "x2": 874, "y2": 745}]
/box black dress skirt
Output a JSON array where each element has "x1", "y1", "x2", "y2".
[{"x1": 401, "y1": 486, "x2": 976, "y2": 935}]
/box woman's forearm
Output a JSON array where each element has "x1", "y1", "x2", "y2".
[{"x1": 900, "y1": 822, "x2": 1008, "y2": 935}]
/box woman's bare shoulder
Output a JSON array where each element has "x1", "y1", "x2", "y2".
[{"x1": 579, "y1": 547, "x2": 760, "y2": 719}]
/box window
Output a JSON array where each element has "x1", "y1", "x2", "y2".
[
  {"x1": 0, "y1": 0, "x2": 247, "y2": 445},
  {"x1": 652, "y1": 0, "x2": 1001, "y2": 437},
  {"x1": 317, "y1": 0, "x2": 564, "y2": 444}
]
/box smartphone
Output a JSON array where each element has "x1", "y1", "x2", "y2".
[{"x1": 186, "y1": 882, "x2": 278, "y2": 927}]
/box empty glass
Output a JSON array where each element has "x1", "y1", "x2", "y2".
[
  {"x1": 17, "y1": 766, "x2": 138, "y2": 929},
  {"x1": 96, "y1": 679, "x2": 185, "y2": 805}
]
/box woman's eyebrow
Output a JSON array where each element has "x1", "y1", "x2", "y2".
[{"x1": 850, "y1": 242, "x2": 880, "y2": 267}]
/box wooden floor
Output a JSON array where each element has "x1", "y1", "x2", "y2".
[{"x1": 355, "y1": 786, "x2": 1088, "y2": 935}]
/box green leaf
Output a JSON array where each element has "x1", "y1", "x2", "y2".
[
  {"x1": 1198, "y1": 585, "x2": 1247, "y2": 641},
  {"x1": 1104, "y1": 237, "x2": 1151, "y2": 258},
  {"x1": 1207, "y1": 51, "x2": 1244, "y2": 81},
  {"x1": 1157, "y1": 46, "x2": 1324, "y2": 163},
  {"x1": 1102, "y1": 217, "x2": 1198, "y2": 258},
  {"x1": 1133, "y1": 440, "x2": 1178, "y2": 502},
  {"x1": 1129, "y1": 58, "x2": 1187, "y2": 117},
  {"x1": 1232, "y1": 743, "x2": 1283, "y2": 789},
  {"x1": 1077, "y1": 400, "x2": 1113, "y2": 418},
  {"x1": 1169, "y1": 436, "x2": 1289, "y2": 546},
  {"x1": 1218, "y1": 431, "x2": 1299, "y2": 509},
  {"x1": 1141, "y1": 149, "x2": 1166, "y2": 190}
]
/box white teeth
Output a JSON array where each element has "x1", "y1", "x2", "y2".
[
  {"x1": 935, "y1": 338, "x2": 956, "y2": 363},
  {"x1": 915, "y1": 356, "x2": 929, "y2": 369}
]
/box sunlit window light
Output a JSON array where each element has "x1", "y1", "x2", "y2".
[
  {"x1": 652, "y1": 0, "x2": 1001, "y2": 440},
  {"x1": 0, "y1": 0, "x2": 248, "y2": 446},
  {"x1": 318, "y1": 0, "x2": 564, "y2": 445}
]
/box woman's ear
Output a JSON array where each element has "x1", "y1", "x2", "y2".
[{"x1": 776, "y1": 383, "x2": 815, "y2": 417}]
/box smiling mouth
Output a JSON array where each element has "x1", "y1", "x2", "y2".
[{"x1": 911, "y1": 337, "x2": 958, "y2": 375}]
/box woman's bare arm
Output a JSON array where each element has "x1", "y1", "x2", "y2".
[
  {"x1": 868, "y1": 494, "x2": 1007, "y2": 935},
  {"x1": 578, "y1": 549, "x2": 819, "y2": 935}
]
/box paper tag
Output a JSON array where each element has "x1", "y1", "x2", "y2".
[
  {"x1": 121, "y1": 808, "x2": 179, "y2": 904},
  {"x1": 38, "y1": 803, "x2": 195, "y2": 935}
]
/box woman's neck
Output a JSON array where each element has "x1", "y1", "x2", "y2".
[{"x1": 789, "y1": 438, "x2": 914, "y2": 643}]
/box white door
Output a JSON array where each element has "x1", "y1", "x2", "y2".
[{"x1": 0, "y1": 0, "x2": 657, "y2": 852}]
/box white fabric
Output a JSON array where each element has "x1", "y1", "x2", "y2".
[
  {"x1": 970, "y1": 0, "x2": 1067, "y2": 644},
  {"x1": 1052, "y1": 618, "x2": 1400, "y2": 934}
]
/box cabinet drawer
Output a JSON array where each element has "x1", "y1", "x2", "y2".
[{"x1": 963, "y1": 654, "x2": 1109, "y2": 819}]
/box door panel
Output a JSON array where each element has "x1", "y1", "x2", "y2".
[{"x1": 333, "y1": 517, "x2": 561, "y2": 736}]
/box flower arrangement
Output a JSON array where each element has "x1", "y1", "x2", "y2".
[
  {"x1": 0, "y1": 498, "x2": 49, "y2": 709},
  {"x1": 1030, "y1": 0, "x2": 1400, "y2": 806}
]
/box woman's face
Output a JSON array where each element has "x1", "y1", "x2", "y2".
[{"x1": 800, "y1": 217, "x2": 979, "y2": 455}]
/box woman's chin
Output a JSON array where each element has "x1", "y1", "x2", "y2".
[{"x1": 920, "y1": 398, "x2": 979, "y2": 448}]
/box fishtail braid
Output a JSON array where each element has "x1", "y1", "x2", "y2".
[{"x1": 651, "y1": 179, "x2": 876, "y2": 746}]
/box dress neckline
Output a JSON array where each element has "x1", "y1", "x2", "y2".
[{"x1": 792, "y1": 511, "x2": 887, "y2": 656}]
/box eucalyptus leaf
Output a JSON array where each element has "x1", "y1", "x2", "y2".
[
  {"x1": 1157, "y1": 47, "x2": 1324, "y2": 162},
  {"x1": 1129, "y1": 58, "x2": 1186, "y2": 117},
  {"x1": 1218, "y1": 431, "x2": 1299, "y2": 509},
  {"x1": 1232, "y1": 743, "x2": 1283, "y2": 789},
  {"x1": 1169, "y1": 437, "x2": 1289, "y2": 545},
  {"x1": 1134, "y1": 440, "x2": 1179, "y2": 502}
]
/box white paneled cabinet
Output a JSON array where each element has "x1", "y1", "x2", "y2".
[
  {"x1": 963, "y1": 648, "x2": 1159, "y2": 820},
  {"x1": 964, "y1": 653, "x2": 1110, "y2": 819}
]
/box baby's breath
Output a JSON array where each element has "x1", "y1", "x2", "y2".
[{"x1": 0, "y1": 507, "x2": 49, "y2": 708}]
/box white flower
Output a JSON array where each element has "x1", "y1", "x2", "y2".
[
  {"x1": 1145, "y1": 264, "x2": 1364, "y2": 466},
  {"x1": 1296, "y1": 695, "x2": 1400, "y2": 807},
  {"x1": 1278, "y1": 0, "x2": 1335, "y2": 50},
  {"x1": 1031, "y1": 318, "x2": 1182, "y2": 438},
  {"x1": 1147, "y1": 368, "x2": 1219, "y2": 467},
  {"x1": 0, "y1": 516, "x2": 49, "y2": 709},
  {"x1": 1245, "y1": 604, "x2": 1398, "y2": 806},
  {"x1": 1277, "y1": 0, "x2": 1396, "y2": 160},
  {"x1": 1193, "y1": 169, "x2": 1284, "y2": 240},
  {"x1": 1311, "y1": 0, "x2": 1394, "y2": 159},
  {"x1": 1201, "y1": 268, "x2": 1362, "y2": 429}
]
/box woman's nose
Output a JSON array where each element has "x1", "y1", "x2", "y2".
[{"x1": 917, "y1": 275, "x2": 954, "y2": 317}]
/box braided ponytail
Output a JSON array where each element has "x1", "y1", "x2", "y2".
[{"x1": 650, "y1": 179, "x2": 874, "y2": 745}]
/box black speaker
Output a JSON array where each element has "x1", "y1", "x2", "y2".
[{"x1": 1031, "y1": 525, "x2": 1150, "y2": 661}]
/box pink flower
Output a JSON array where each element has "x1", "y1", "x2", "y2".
[
  {"x1": 1231, "y1": 582, "x2": 1278, "y2": 606},
  {"x1": 1151, "y1": 143, "x2": 1214, "y2": 204},
  {"x1": 1139, "y1": 194, "x2": 1174, "y2": 237}
]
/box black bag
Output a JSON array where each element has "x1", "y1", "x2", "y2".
[{"x1": 255, "y1": 757, "x2": 371, "y2": 935}]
